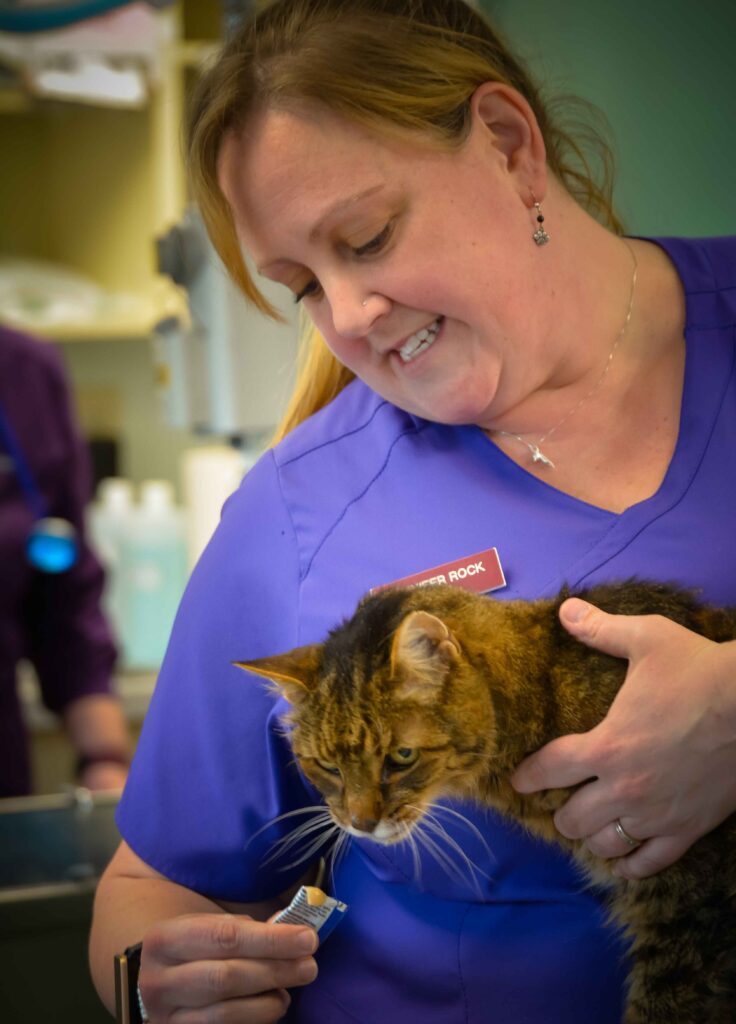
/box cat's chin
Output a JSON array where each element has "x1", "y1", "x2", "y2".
[{"x1": 341, "y1": 820, "x2": 408, "y2": 844}]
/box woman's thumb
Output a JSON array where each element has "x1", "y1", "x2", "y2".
[{"x1": 559, "y1": 598, "x2": 634, "y2": 659}]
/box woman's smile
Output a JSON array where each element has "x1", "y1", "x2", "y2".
[{"x1": 395, "y1": 316, "x2": 444, "y2": 364}]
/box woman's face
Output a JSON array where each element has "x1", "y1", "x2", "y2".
[{"x1": 219, "y1": 102, "x2": 548, "y2": 428}]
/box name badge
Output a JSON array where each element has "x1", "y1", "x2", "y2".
[{"x1": 372, "y1": 547, "x2": 506, "y2": 595}]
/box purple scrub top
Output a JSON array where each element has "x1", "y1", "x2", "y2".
[{"x1": 118, "y1": 236, "x2": 736, "y2": 1023}]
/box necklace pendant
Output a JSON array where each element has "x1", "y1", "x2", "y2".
[{"x1": 530, "y1": 444, "x2": 555, "y2": 469}]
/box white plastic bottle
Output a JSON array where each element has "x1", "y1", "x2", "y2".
[
  {"x1": 118, "y1": 480, "x2": 188, "y2": 670},
  {"x1": 87, "y1": 477, "x2": 134, "y2": 646}
]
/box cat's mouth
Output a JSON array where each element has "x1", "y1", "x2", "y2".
[
  {"x1": 343, "y1": 819, "x2": 405, "y2": 843},
  {"x1": 332, "y1": 809, "x2": 419, "y2": 845}
]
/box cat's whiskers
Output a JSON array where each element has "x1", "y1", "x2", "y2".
[
  {"x1": 263, "y1": 812, "x2": 336, "y2": 864},
  {"x1": 411, "y1": 823, "x2": 482, "y2": 895},
  {"x1": 425, "y1": 801, "x2": 496, "y2": 866},
  {"x1": 419, "y1": 810, "x2": 493, "y2": 883},
  {"x1": 327, "y1": 829, "x2": 352, "y2": 890},
  {"x1": 276, "y1": 823, "x2": 343, "y2": 872},
  {"x1": 246, "y1": 804, "x2": 339, "y2": 871},
  {"x1": 245, "y1": 804, "x2": 332, "y2": 849},
  {"x1": 405, "y1": 805, "x2": 487, "y2": 898},
  {"x1": 397, "y1": 821, "x2": 424, "y2": 886},
  {"x1": 419, "y1": 826, "x2": 489, "y2": 896},
  {"x1": 409, "y1": 805, "x2": 491, "y2": 885}
]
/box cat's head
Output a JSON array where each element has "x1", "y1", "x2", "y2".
[{"x1": 237, "y1": 590, "x2": 494, "y2": 844}]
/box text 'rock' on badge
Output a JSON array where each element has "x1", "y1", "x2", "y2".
[{"x1": 371, "y1": 547, "x2": 506, "y2": 596}]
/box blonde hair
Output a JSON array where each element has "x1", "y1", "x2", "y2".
[{"x1": 187, "y1": 0, "x2": 623, "y2": 444}]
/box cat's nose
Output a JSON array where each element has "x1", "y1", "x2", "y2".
[{"x1": 350, "y1": 815, "x2": 379, "y2": 833}]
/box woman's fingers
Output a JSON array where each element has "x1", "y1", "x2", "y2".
[
  {"x1": 610, "y1": 834, "x2": 695, "y2": 880},
  {"x1": 511, "y1": 731, "x2": 598, "y2": 794},
  {"x1": 139, "y1": 914, "x2": 319, "y2": 1021},
  {"x1": 511, "y1": 600, "x2": 736, "y2": 879},
  {"x1": 146, "y1": 953, "x2": 318, "y2": 1010},
  {"x1": 583, "y1": 819, "x2": 647, "y2": 859},
  {"x1": 169, "y1": 989, "x2": 292, "y2": 1024},
  {"x1": 146, "y1": 914, "x2": 317, "y2": 965}
]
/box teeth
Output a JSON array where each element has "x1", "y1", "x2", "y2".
[{"x1": 398, "y1": 318, "x2": 442, "y2": 362}]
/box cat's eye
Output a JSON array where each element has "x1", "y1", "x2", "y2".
[
  {"x1": 315, "y1": 758, "x2": 340, "y2": 775},
  {"x1": 386, "y1": 747, "x2": 419, "y2": 770}
]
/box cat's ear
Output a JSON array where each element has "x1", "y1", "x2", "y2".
[
  {"x1": 391, "y1": 611, "x2": 459, "y2": 702},
  {"x1": 234, "y1": 644, "x2": 321, "y2": 705}
]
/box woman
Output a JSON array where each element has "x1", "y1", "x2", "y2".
[
  {"x1": 89, "y1": 1, "x2": 736, "y2": 1021},
  {"x1": 0, "y1": 324, "x2": 130, "y2": 797}
]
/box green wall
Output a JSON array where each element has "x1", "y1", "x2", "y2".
[{"x1": 481, "y1": 0, "x2": 736, "y2": 236}]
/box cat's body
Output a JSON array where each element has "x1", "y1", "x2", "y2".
[{"x1": 241, "y1": 580, "x2": 736, "y2": 1024}]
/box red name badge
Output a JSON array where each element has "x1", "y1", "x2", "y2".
[{"x1": 371, "y1": 547, "x2": 506, "y2": 596}]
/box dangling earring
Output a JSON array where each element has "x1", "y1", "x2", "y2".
[{"x1": 531, "y1": 191, "x2": 550, "y2": 246}]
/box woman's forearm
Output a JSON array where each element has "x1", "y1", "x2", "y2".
[{"x1": 64, "y1": 693, "x2": 131, "y2": 762}]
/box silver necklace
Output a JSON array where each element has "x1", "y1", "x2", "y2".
[{"x1": 493, "y1": 240, "x2": 638, "y2": 469}]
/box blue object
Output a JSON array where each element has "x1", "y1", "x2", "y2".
[{"x1": 26, "y1": 518, "x2": 79, "y2": 573}]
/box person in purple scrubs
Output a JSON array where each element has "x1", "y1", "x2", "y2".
[
  {"x1": 90, "y1": 1, "x2": 736, "y2": 1021},
  {"x1": 0, "y1": 324, "x2": 130, "y2": 795}
]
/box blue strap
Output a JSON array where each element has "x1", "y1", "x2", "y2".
[{"x1": 0, "y1": 400, "x2": 48, "y2": 521}]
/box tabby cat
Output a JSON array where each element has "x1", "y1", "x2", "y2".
[{"x1": 239, "y1": 580, "x2": 736, "y2": 1024}]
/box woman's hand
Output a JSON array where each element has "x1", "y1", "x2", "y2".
[
  {"x1": 511, "y1": 597, "x2": 736, "y2": 879},
  {"x1": 138, "y1": 912, "x2": 318, "y2": 1023}
]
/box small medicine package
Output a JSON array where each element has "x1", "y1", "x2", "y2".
[{"x1": 273, "y1": 885, "x2": 348, "y2": 942}]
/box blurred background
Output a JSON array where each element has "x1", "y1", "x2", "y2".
[{"x1": 0, "y1": 0, "x2": 733, "y2": 1019}]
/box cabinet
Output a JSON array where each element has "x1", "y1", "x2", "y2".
[{"x1": 0, "y1": 1, "x2": 222, "y2": 343}]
